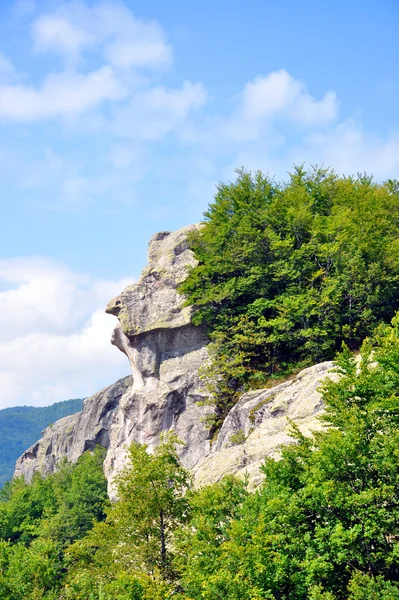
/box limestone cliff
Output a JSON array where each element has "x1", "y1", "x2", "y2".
[
  {"x1": 15, "y1": 225, "x2": 334, "y2": 493},
  {"x1": 193, "y1": 361, "x2": 334, "y2": 488},
  {"x1": 15, "y1": 225, "x2": 212, "y2": 492}
]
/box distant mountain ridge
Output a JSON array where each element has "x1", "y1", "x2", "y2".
[{"x1": 0, "y1": 399, "x2": 84, "y2": 487}]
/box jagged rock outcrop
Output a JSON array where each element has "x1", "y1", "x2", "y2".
[
  {"x1": 14, "y1": 377, "x2": 132, "y2": 481},
  {"x1": 193, "y1": 361, "x2": 334, "y2": 488},
  {"x1": 15, "y1": 225, "x2": 213, "y2": 492},
  {"x1": 15, "y1": 224, "x2": 335, "y2": 493}
]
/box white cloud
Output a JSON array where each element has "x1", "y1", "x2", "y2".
[
  {"x1": 179, "y1": 69, "x2": 399, "y2": 183},
  {"x1": 92, "y1": 2, "x2": 173, "y2": 69},
  {"x1": 0, "y1": 258, "x2": 132, "y2": 408},
  {"x1": 31, "y1": 1, "x2": 172, "y2": 69},
  {"x1": 241, "y1": 71, "x2": 301, "y2": 120},
  {"x1": 301, "y1": 120, "x2": 399, "y2": 178},
  {"x1": 224, "y1": 70, "x2": 338, "y2": 142},
  {"x1": 114, "y1": 81, "x2": 208, "y2": 139},
  {"x1": 0, "y1": 1, "x2": 195, "y2": 128},
  {"x1": 105, "y1": 38, "x2": 171, "y2": 69},
  {"x1": 32, "y1": 14, "x2": 94, "y2": 58},
  {"x1": 241, "y1": 70, "x2": 338, "y2": 124},
  {"x1": 0, "y1": 67, "x2": 125, "y2": 121},
  {"x1": 293, "y1": 90, "x2": 338, "y2": 126}
]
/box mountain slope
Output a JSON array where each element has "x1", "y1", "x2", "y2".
[
  {"x1": 0, "y1": 399, "x2": 84, "y2": 487},
  {"x1": 14, "y1": 226, "x2": 333, "y2": 496}
]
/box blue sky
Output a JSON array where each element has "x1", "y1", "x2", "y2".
[{"x1": 1, "y1": 0, "x2": 399, "y2": 408}]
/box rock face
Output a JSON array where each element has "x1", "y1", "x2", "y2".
[
  {"x1": 193, "y1": 361, "x2": 334, "y2": 489},
  {"x1": 14, "y1": 377, "x2": 132, "y2": 482},
  {"x1": 15, "y1": 225, "x2": 212, "y2": 493},
  {"x1": 15, "y1": 224, "x2": 335, "y2": 493}
]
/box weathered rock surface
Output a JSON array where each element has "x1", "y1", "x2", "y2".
[
  {"x1": 14, "y1": 377, "x2": 132, "y2": 481},
  {"x1": 15, "y1": 225, "x2": 213, "y2": 494},
  {"x1": 193, "y1": 361, "x2": 335, "y2": 489},
  {"x1": 15, "y1": 224, "x2": 335, "y2": 493}
]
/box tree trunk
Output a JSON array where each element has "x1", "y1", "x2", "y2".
[{"x1": 159, "y1": 509, "x2": 166, "y2": 569}]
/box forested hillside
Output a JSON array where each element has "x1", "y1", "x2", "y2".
[
  {"x1": 1, "y1": 318, "x2": 399, "y2": 598},
  {"x1": 180, "y1": 167, "x2": 399, "y2": 429},
  {"x1": 0, "y1": 399, "x2": 83, "y2": 488},
  {"x1": 2, "y1": 168, "x2": 399, "y2": 598}
]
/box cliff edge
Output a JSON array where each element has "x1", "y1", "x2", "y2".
[{"x1": 15, "y1": 225, "x2": 334, "y2": 493}]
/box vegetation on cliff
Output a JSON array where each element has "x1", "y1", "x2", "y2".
[
  {"x1": 180, "y1": 166, "x2": 399, "y2": 427},
  {"x1": 2, "y1": 168, "x2": 399, "y2": 598},
  {"x1": 1, "y1": 316, "x2": 399, "y2": 598},
  {"x1": 0, "y1": 398, "x2": 84, "y2": 488}
]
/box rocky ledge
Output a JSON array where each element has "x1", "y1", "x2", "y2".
[{"x1": 15, "y1": 225, "x2": 335, "y2": 495}]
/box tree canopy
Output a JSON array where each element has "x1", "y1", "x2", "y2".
[
  {"x1": 175, "y1": 317, "x2": 399, "y2": 598},
  {"x1": 2, "y1": 313, "x2": 399, "y2": 598},
  {"x1": 2, "y1": 167, "x2": 399, "y2": 598},
  {"x1": 180, "y1": 166, "x2": 399, "y2": 427},
  {"x1": 0, "y1": 447, "x2": 108, "y2": 599}
]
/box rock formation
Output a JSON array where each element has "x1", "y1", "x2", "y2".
[
  {"x1": 15, "y1": 225, "x2": 212, "y2": 492},
  {"x1": 193, "y1": 361, "x2": 334, "y2": 488},
  {"x1": 15, "y1": 224, "x2": 335, "y2": 493},
  {"x1": 14, "y1": 376, "x2": 132, "y2": 483}
]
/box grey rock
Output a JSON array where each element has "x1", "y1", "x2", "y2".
[
  {"x1": 106, "y1": 226, "x2": 200, "y2": 339},
  {"x1": 15, "y1": 224, "x2": 213, "y2": 496},
  {"x1": 193, "y1": 361, "x2": 336, "y2": 489},
  {"x1": 14, "y1": 377, "x2": 132, "y2": 481},
  {"x1": 14, "y1": 413, "x2": 79, "y2": 482},
  {"x1": 14, "y1": 224, "x2": 336, "y2": 494}
]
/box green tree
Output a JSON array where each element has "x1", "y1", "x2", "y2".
[
  {"x1": 0, "y1": 447, "x2": 108, "y2": 547},
  {"x1": 0, "y1": 538, "x2": 62, "y2": 600},
  {"x1": 42, "y1": 447, "x2": 109, "y2": 545},
  {"x1": 180, "y1": 166, "x2": 399, "y2": 430},
  {"x1": 174, "y1": 315, "x2": 399, "y2": 598},
  {"x1": 110, "y1": 433, "x2": 191, "y2": 578},
  {"x1": 174, "y1": 475, "x2": 249, "y2": 599},
  {"x1": 0, "y1": 448, "x2": 109, "y2": 599},
  {"x1": 63, "y1": 434, "x2": 191, "y2": 599}
]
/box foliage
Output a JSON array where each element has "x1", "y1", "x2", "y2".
[
  {"x1": 174, "y1": 475, "x2": 249, "y2": 598},
  {"x1": 2, "y1": 167, "x2": 399, "y2": 598},
  {"x1": 0, "y1": 398, "x2": 83, "y2": 488},
  {"x1": 63, "y1": 433, "x2": 191, "y2": 598},
  {"x1": 180, "y1": 166, "x2": 399, "y2": 427},
  {"x1": 2, "y1": 315, "x2": 399, "y2": 598},
  {"x1": 173, "y1": 315, "x2": 399, "y2": 598},
  {"x1": 109, "y1": 432, "x2": 191, "y2": 576},
  {"x1": 0, "y1": 447, "x2": 108, "y2": 599},
  {"x1": 0, "y1": 538, "x2": 63, "y2": 600},
  {"x1": 229, "y1": 429, "x2": 246, "y2": 444}
]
